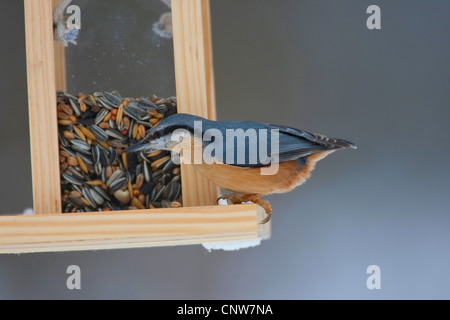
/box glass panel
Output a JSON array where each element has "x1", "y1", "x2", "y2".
[
  {"x1": 64, "y1": 0, "x2": 175, "y2": 96},
  {"x1": 55, "y1": 0, "x2": 181, "y2": 213}
]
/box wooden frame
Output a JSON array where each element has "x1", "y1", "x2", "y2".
[{"x1": 0, "y1": 0, "x2": 268, "y2": 254}]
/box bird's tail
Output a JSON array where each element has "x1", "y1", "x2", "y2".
[{"x1": 309, "y1": 133, "x2": 357, "y2": 151}]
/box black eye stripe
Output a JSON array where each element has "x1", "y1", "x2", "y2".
[
  {"x1": 150, "y1": 124, "x2": 194, "y2": 140},
  {"x1": 153, "y1": 131, "x2": 161, "y2": 139}
]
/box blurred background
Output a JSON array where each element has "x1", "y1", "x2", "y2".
[{"x1": 0, "y1": 0, "x2": 449, "y2": 299}]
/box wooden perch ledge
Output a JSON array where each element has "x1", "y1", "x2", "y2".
[{"x1": 0, "y1": 204, "x2": 269, "y2": 254}]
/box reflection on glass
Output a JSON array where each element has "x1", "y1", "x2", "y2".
[{"x1": 65, "y1": 0, "x2": 175, "y2": 97}]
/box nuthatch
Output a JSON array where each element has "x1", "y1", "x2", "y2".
[{"x1": 125, "y1": 113, "x2": 356, "y2": 223}]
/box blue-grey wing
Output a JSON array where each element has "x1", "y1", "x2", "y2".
[
  {"x1": 200, "y1": 119, "x2": 355, "y2": 168},
  {"x1": 265, "y1": 124, "x2": 356, "y2": 163}
]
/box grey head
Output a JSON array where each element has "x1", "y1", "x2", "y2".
[{"x1": 123, "y1": 113, "x2": 208, "y2": 153}]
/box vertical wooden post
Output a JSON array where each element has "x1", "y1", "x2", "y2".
[
  {"x1": 52, "y1": 0, "x2": 67, "y2": 91},
  {"x1": 171, "y1": 0, "x2": 219, "y2": 207},
  {"x1": 24, "y1": 0, "x2": 61, "y2": 214}
]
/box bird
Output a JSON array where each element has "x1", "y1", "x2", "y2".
[{"x1": 125, "y1": 113, "x2": 356, "y2": 223}]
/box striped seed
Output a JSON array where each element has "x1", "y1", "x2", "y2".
[
  {"x1": 76, "y1": 154, "x2": 88, "y2": 173},
  {"x1": 151, "y1": 155, "x2": 170, "y2": 169},
  {"x1": 132, "y1": 197, "x2": 145, "y2": 209},
  {"x1": 128, "y1": 181, "x2": 134, "y2": 200},
  {"x1": 87, "y1": 180, "x2": 103, "y2": 186},
  {"x1": 122, "y1": 152, "x2": 128, "y2": 170},
  {"x1": 67, "y1": 156, "x2": 78, "y2": 167},
  {"x1": 123, "y1": 117, "x2": 130, "y2": 130},
  {"x1": 58, "y1": 120, "x2": 72, "y2": 125},
  {"x1": 63, "y1": 130, "x2": 75, "y2": 140},
  {"x1": 132, "y1": 123, "x2": 139, "y2": 139},
  {"x1": 79, "y1": 101, "x2": 87, "y2": 112},
  {"x1": 57, "y1": 111, "x2": 70, "y2": 120},
  {"x1": 138, "y1": 125, "x2": 146, "y2": 138},
  {"x1": 73, "y1": 126, "x2": 86, "y2": 141},
  {"x1": 80, "y1": 126, "x2": 96, "y2": 141},
  {"x1": 116, "y1": 103, "x2": 124, "y2": 126}
]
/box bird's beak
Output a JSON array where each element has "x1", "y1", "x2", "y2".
[{"x1": 124, "y1": 141, "x2": 147, "y2": 153}]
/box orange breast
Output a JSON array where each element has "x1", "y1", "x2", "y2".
[{"x1": 191, "y1": 151, "x2": 334, "y2": 195}]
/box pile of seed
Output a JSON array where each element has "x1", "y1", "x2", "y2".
[{"x1": 57, "y1": 91, "x2": 182, "y2": 213}]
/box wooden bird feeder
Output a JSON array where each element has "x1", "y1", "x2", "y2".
[{"x1": 0, "y1": 0, "x2": 269, "y2": 254}]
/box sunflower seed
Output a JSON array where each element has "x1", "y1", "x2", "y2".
[
  {"x1": 62, "y1": 173, "x2": 83, "y2": 186},
  {"x1": 62, "y1": 146, "x2": 77, "y2": 158},
  {"x1": 91, "y1": 145, "x2": 100, "y2": 164},
  {"x1": 89, "y1": 188, "x2": 105, "y2": 206},
  {"x1": 111, "y1": 90, "x2": 122, "y2": 99},
  {"x1": 138, "y1": 98, "x2": 157, "y2": 110},
  {"x1": 99, "y1": 148, "x2": 109, "y2": 166},
  {"x1": 62, "y1": 172, "x2": 83, "y2": 186},
  {"x1": 170, "y1": 175, "x2": 181, "y2": 183},
  {"x1": 124, "y1": 106, "x2": 149, "y2": 121},
  {"x1": 106, "y1": 129, "x2": 125, "y2": 140},
  {"x1": 72, "y1": 184, "x2": 83, "y2": 194},
  {"x1": 106, "y1": 169, "x2": 124, "y2": 187},
  {"x1": 169, "y1": 181, "x2": 181, "y2": 201},
  {"x1": 82, "y1": 188, "x2": 97, "y2": 208},
  {"x1": 89, "y1": 125, "x2": 109, "y2": 142},
  {"x1": 153, "y1": 185, "x2": 166, "y2": 202},
  {"x1": 108, "y1": 148, "x2": 118, "y2": 166},
  {"x1": 58, "y1": 132, "x2": 70, "y2": 147},
  {"x1": 68, "y1": 195, "x2": 84, "y2": 208},
  {"x1": 103, "y1": 91, "x2": 122, "y2": 108},
  {"x1": 70, "y1": 139, "x2": 90, "y2": 151},
  {"x1": 109, "y1": 177, "x2": 128, "y2": 192},
  {"x1": 93, "y1": 186, "x2": 111, "y2": 201},
  {"x1": 139, "y1": 151, "x2": 152, "y2": 163},
  {"x1": 68, "y1": 97, "x2": 81, "y2": 116},
  {"x1": 95, "y1": 108, "x2": 109, "y2": 125},
  {"x1": 71, "y1": 145, "x2": 92, "y2": 156},
  {"x1": 161, "y1": 173, "x2": 172, "y2": 185},
  {"x1": 94, "y1": 162, "x2": 102, "y2": 176},
  {"x1": 143, "y1": 161, "x2": 151, "y2": 182},
  {"x1": 98, "y1": 98, "x2": 113, "y2": 110},
  {"x1": 78, "y1": 152, "x2": 93, "y2": 165}
]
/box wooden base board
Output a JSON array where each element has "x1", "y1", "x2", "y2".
[{"x1": 0, "y1": 204, "x2": 270, "y2": 254}]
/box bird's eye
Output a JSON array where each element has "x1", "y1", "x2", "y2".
[{"x1": 152, "y1": 131, "x2": 161, "y2": 139}]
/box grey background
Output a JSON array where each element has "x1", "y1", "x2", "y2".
[{"x1": 0, "y1": 0, "x2": 449, "y2": 299}]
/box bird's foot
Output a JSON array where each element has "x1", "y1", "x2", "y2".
[
  {"x1": 253, "y1": 198, "x2": 272, "y2": 224},
  {"x1": 224, "y1": 193, "x2": 272, "y2": 224}
]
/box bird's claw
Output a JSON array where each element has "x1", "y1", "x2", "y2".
[
  {"x1": 259, "y1": 212, "x2": 271, "y2": 224},
  {"x1": 219, "y1": 193, "x2": 272, "y2": 224}
]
